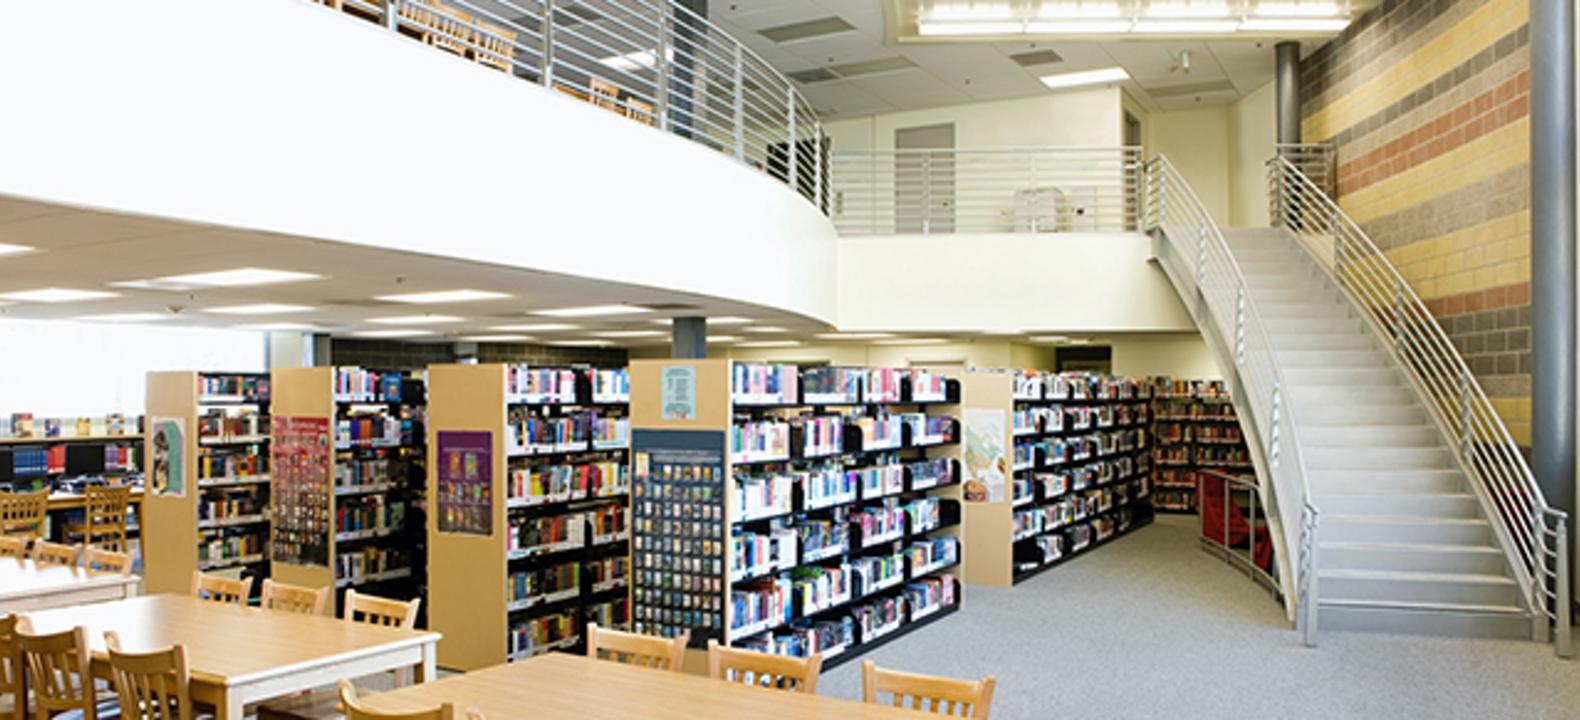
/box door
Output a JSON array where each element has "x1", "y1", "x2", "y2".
[{"x1": 895, "y1": 123, "x2": 955, "y2": 234}]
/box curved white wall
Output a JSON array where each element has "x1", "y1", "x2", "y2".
[{"x1": 0, "y1": 0, "x2": 838, "y2": 323}]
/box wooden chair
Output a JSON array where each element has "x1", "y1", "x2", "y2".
[
  {"x1": 470, "y1": 20, "x2": 515, "y2": 72},
  {"x1": 861, "y1": 660, "x2": 996, "y2": 718},
  {"x1": 0, "y1": 492, "x2": 47, "y2": 541},
  {"x1": 104, "y1": 630, "x2": 193, "y2": 720},
  {"x1": 190, "y1": 570, "x2": 252, "y2": 606},
  {"x1": 585, "y1": 624, "x2": 687, "y2": 672},
  {"x1": 83, "y1": 548, "x2": 131, "y2": 576},
  {"x1": 2, "y1": 614, "x2": 28, "y2": 720},
  {"x1": 0, "y1": 537, "x2": 26, "y2": 559},
  {"x1": 15, "y1": 624, "x2": 109, "y2": 720},
  {"x1": 64, "y1": 484, "x2": 131, "y2": 552},
  {"x1": 588, "y1": 78, "x2": 622, "y2": 114},
  {"x1": 260, "y1": 580, "x2": 328, "y2": 616},
  {"x1": 705, "y1": 639, "x2": 821, "y2": 693},
  {"x1": 624, "y1": 98, "x2": 656, "y2": 127},
  {"x1": 31, "y1": 542, "x2": 79, "y2": 569},
  {"x1": 344, "y1": 589, "x2": 420, "y2": 628},
  {"x1": 338, "y1": 679, "x2": 463, "y2": 720}
]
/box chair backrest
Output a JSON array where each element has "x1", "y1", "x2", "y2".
[
  {"x1": 588, "y1": 78, "x2": 622, "y2": 113},
  {"x1": 1, "y1": 614, "x2": 28, "y2": 720},
  {"x1": 0, "y1": 491, "x2": 48, "y2": 540},
  {"x1": 32, "y1": 541, "x2": 80, "y2": 569},
  {"x1": 705, "y1": 640, "x2": 821, "y2": 694},
  {"x1": 84, "y1": 548, "x2": 132, "y2": 576},
  {"x1": 82, "y1": 484, "x2": 131, "y2": 551},
  {"x1": 586, "y1": 624, "x2": 687, "y2": 672},
  {"x1": 343, "y1": 589, "x2": 420, "y2": 628},
  {"x1": 105, "y1": 630, "x2": 192, "y2": 720},
  {"x1": 861, "y1": 660, "x2": 996, "y2": 719},
  {"x1": 0, "y1": 536, "x2": 26, "y2": 559},
  {"x1": 260, "y1": 579, "x2": 329, "y2": 616},
  {"x1": 15, "y1": 624, "x2": 96, "y2": 720},
  {"x1": 339, "y1": 678, "x2": 454, "y2": 720},
  {"x1": 190, "y1": 571, "x2": 252, "y2": 606}
]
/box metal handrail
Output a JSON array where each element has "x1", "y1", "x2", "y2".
[
  {"x1": 1144, "y1": 156, "x2": 1315, "y2": 640},
  {"x1": 1274, "y1": 143, "x2": 1337, "y2": 199},
  {"x1": 1197, "y1": 468, "x2": 1281, "y2": 597},
  {"x1": 1268, "y1": 156, "x2": 1573, "y2": 657},
  {"x1": 830, "y1": 147, "x2": 1143, "y2": 236},
  {"x1": 302, "y1": 0, "x2": 826, "y2": 212}
]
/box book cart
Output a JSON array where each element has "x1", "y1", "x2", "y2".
[{"x1": 628, "y1": 359, "x2": 962, "y2": 670}]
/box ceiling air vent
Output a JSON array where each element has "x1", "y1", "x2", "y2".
[
  {"x1": 1010, "y1": 49, "x2": 1065, "y2": 67},
  {"x1": 789, "y1": 68, "x2": 841, "y2": 84},
  {"x1": 829, "y1": 57, "x2": 916, "y2": 78},
  {"x1": 757, "y1": 16, "x2": 856, "y2": 43}
]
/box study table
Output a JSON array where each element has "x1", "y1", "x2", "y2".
[
  {"x1": 357, "y1": 652, "x2": 936, "y2": 719},
  {"x1": 22, "y1": 594, "x2": 440, "y2": 720},
  {"x1": 0, "y1": 556, "x2": 138, "y2": 613}
]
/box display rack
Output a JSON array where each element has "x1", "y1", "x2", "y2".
[
  {"x1": 1150, "y1": 379, "x2": 1248, "y2": 514},
  {"x1": 629, "y1": 360, "x2": 961, "y2": 670},
  {"x1": 960, "y1": 370, "x2": 1154, "y2": 587},
  {"x1": 143, "y1": 371, "x2": 272, "y2": 595},
  {"x1": 426, "y1": 363, "x2": 631, "y2": 670}
]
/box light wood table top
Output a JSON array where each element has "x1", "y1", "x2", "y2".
[
  {"x1": 47, "y1": 488, "x2": 144, "y2": 511},
  {"x1": 23, "y1": 594, "x2": 440, "y2": 720},
  {"x1": 358, "y1": 653, "x2": 936, "y2": 719},
  {"x1": 0, "y1": 556, "x2": 138, "y2": 613}
]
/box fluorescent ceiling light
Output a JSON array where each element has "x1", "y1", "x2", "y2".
[
  {"x1": 738, "y1": 340, "x2": 802, "y2": 348},
  {"x1": 744, "y1": 326, "x2": 788, "y2": 334},
  {"x1": 462, "y1": 334, "x2": 533, "y2": 342},
  {"x1": 0, "y1": 243, "x2": 35, "y2": 256},
  {"x1": 1239, "y1": 17, "x2": 1351, "y2": 31},
  {"x1": 1035, "y1": 5, "x2": 1121, "y2": 18},
  {"x1": 491, "y1": 323, "x2": 580, "y2": 332},
  {"x1": 981, "y1": 329, "x2": 1022, "y2": 336},
  {"x1": 234, "y1": 322, "x2": 322, "y2": 332},
  {"x1": 591, "y1": 330, "x2": 667, "y2": 338},
  {"x1": 708, "y1": 336, "x2": 742, "y2": 343},
  {"x1": 1031, "y1": 335, "x2": 1069, "y2": 344},
  {"x1": 376, "y1": 289, "x2": 511, "y2": 304},
  {"x1": 600, "y1": 47, "x2": 673, "y2": 72},
  {"x1": 1025, "y1": 19, "x2": 1135, "y2": 33},
  {"x1": 353, "y1": 329, "x2": 435, "y2": 338},
  {"x1": 1068, "y1": 338, "x2": 1093, "y2": 345},
  {"x1": 925, "y1": 6, "x2": 1016, "y2": 21},
  {"x1": 815, "y1": 333, "x2": 895, "y2": 340},
  {"x1": 873, "y1": 338, "x2": 947, "y2": 345},
  {"x1": 531, "y1": 304, "x2": 651, "y2": 318},
  {"x1": 72, "y1": 313, "x2": 170, "y2": 323},
  {"x1": 1254, "y1": 3, "x2": 1341, "y2": 16},
  {"x1": 0, "y1": 288, "x2": 118, "y2": 303},
  {"x1": 1133, "y1": 19, "x2": 1241, "y2": 32},
  {"x1": 548, "y1": 339, "x2": 614, "y2": 347},
  {"x1": 113, "y1": 267, "x2": 321, "y2": 292},
  {"x1": 204, "y1": 303, "x2": 315, "y2": 315},
  {"x1": 369, "y1": 315, "x2": 463, "y2": 325},
  {"x1": 1145, "y1": 3, "x2": 1232, "y2": 17},
  {"x1": 1040, "y1": 66, "x2": 1130, "y2": 89},
  {"x1": 916, "y1": 20, "x2": 1024, "y2": 36}
]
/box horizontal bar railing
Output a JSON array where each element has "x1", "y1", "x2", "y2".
[
  {"x1": 1198, "y1": 468, "x2": 1281, "y2": 597},
  {"x1": 299, "y1": 0, "x2": 825, "y2": 212},
  {"x1": 830, "y1": 148, "x2": 1142, "y2": 236},
  {"x1": 1145, "y1": 155, "x2": 1313, "y2": 641},
  {"x1": 1268, "y1": 155, "x2": 1571, "y2": 657}
]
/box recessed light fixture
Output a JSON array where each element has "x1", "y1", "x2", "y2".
[
  {"x1": 981, "y1": 329, "x2": 1022, "y2": 336},
  {"x1": 368, "y1": 315, "x2": 464, "y2": 325},
  {"x1": 112, "y1": 267, "x2": 321, "y2": 292},
  {"x1": 353, "y1": 329, "x2": 435, "y2": 338},
  {"x1": 815, "y1": 333, "x2": 895, "y2": 340},
  {"x1": 490, "y1": 323, "x2": 580, "y2": 332},
  {"x1": 0, "y1": 243, "x2": 36, "y2": 257},
  {"x1": 873, "y1": 338, "x2": 947, "y2": 345},
  {"x1": 744, "y1": 326, "x2": 788, "y2": 334},
  {"x1": 531, "y1": 304, "x2": 651, "y2": 318},
  {"x1": 1255, "y1": 3, "x2": 1343, "y2": 16},
  {"x1": 1031, "y1": 336, "x2": 1070, "y2": 344},
  {"x1": 204, "y1": 303, "x2": 316, "y2": 315},
  {"x1": 461, "y1": 334, "x2": 534, "y2": 342},
  {"x1": 1040, "y1": 66, "x2": 1130, "y2": 90},
  {"x1": 738, "y1": 340, "x2": 803, "y2": 348},
  {"x1": 548, "y1": 339, "x2": 614, "y2": 347},
  {"x1": 376, "y1": 289, "x2": 511, "y2": 304},
  {"x1": 234, "y1": 322, "x2": 322, "y2": 332},
  {"x1": 599, "y1": 47, "x2": 671, "y2": 72},
  {"x1": 1145, "y1": 3, "x2": 1233, "y2": 18},
  {"x1": 591, "y1": 330, "x2": 668, "y2": 339},
  {"x1": 1238, "y1": 17, "x2": 1350, "y2": 31},
  {"x1": 1068, "y1": 338, "x2": 1094, "y2": 345},
  {"x1": 1025, "y1": 20, "x2": 1135, "y2": 33},
  {"x1": 707, "y1": 336, "x2": 742, "y2": 343},
  {"x1": 0, "y1": 288, "x2": 119, "y2": 303},
  {"x1": 916, "y1": 20, "x2": 1024, "y2": 36},
  {"x1": 1132, "y1": 19, "x2": 1240, "y2": 32},
  {"x1": 71, "y1": 313, "x2": 170, "y2": 323}
]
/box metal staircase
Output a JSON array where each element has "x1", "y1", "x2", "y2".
[{"x1": 1145, "y1": 155, "x2": 1571, "y2": 653}]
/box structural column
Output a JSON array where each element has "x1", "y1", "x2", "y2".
[
  {"x1": 1530, "y1": 0, "x2": 1576, "y2": 597},
  {"x1": 671, "y1": 317, "x2": 707, "y2": 359},
  {"x1": 1275, "y1": 42, "x2": 1301, "y2": 145}
]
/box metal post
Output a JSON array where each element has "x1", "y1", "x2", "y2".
[
  {"x1": 785, "y1": 87, "x2": 798, "y2": 194},
  {"x1": 655, "y1": 6, "x2": 671, "y2": 132},
  {"x1": 1275, "y1": 42, "x2": 1301, "y2": 145},
  {"x1": 541, "y1": 0, "x2": 555, "y2": 89},
  {"x1": 731, "y1": 44, "x2": 744, "y2": 162},
  {"x1": 921, "y1": 154, "x2": 931, "y2": 235},
  {"x1": 1558, "y1": 518, "x2": 1573, "y2": 657},
  {"x1": 385, "y1": 0, "x2": 401, "y2": 30},
  {"x1": 671, "y1": 317, "x2": 707, "y2": 359},
  {"x1": 1531, "y1": 0, "x2": 1578, "y2": 606},
  {"x1": 813, "y1": 120, "x2": 825, "y2": 213},
  {"x1": 1235, "y1": 286, "x2": 1246, "y2": 366}
]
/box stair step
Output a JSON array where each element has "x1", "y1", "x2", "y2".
[
  {"x1": 1269, "y1": 332, "x2": 1377, "y2": 350},
  {"x1": 1283, "y1": 367, "x2": 1401, "y2": 386},
  {"x1": 1303, "y1": 445, "x2": 1454, "y2": 470},
  {"x1": 1318, "y1": 541, "x2": 1508, "y2": 575},
  {"x1": 1306, "y1": 469, "x2": 1465, "y2": 494},
  {"x1": 1317, "y1": 602, "x2": 1531, "y2": 639},
  {"x1": 1300, "y1": 425, "x2": 1444, "y2": 446},
  {"x1": 1313, "y1": 492, "x2": 1480, "y2": 518},
  {"x1": 1250, "y1": 287, "x2": 1349, "y2": 304},
  {"x1": 1289, "y1": 385, "x2": 1417, "y2": 404},
  {"x1": 1320, "y1": 569, "x2": 1522, "y2": 607},
  {"x1": 1297, "y1": 404, "x2": 1427, "y2": 425},
  {"x1": 1321, "y1": 515, "x2": 1490, "y2": 545},
  {"x1": 1256, "y1": 303, "x2": 1353, "y2": 320},
  {"x1": 1262, "y1": 322, "x2": 1370, "y2": 343}
]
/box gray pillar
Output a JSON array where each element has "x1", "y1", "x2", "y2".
[
  {"x1": 672, "y1": 317, "x2": 707, "y2": 359},
  {"x1": 1275, "y1": 42, "x2": 1301, "y2": 144},
  {"x1": 311, "y1": 334, "x2": 334, "y2": 367},
  {"x1": 1531, "y1": 0, "x2": 1577, "y2": 590},
  {"x1": 454, "y1": 341, "x2": 480, "y2": 365}
]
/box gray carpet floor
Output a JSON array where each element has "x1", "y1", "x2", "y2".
[{"x1": 814, "y1": 513, "x2": 1580, "y2": 719}]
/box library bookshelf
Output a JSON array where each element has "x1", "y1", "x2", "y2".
[
  {"x1": 960, "y1": 370, "x2": 1155, "y2": 587},
  {"x1": 629, "y1": 359, "x2": 962, "y2": 671},
  {"x1": 0, "y1": 415, "x2": 142, "y2": 492},
  {"x1": 1150, "y1": 379, "x2": 1248, "y2": 514},
  {"x1": 426, "y1": 363, "x2": 631, "y2": 670},
  {"x1": 143, "y1": 371, "x2": 272, "y2": 595},
  {"x1": 268, "y1": 367, "x2": 427, "y2": 615}
]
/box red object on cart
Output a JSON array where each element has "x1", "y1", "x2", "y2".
[{"x1": 1199, "y1": 470, "x2": 1273, "y2": 572}]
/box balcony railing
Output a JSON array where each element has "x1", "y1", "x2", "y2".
[
  {"x1": 306, "y1": 0, "x2": 825, "y2": 210},
  {"x1": 830, "y1": 148, "x2": 1143, "y2": 236}
]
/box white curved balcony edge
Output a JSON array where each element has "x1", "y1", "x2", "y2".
[{"x1": 0, "y1": 0, "x2": 838, "y2": 324}]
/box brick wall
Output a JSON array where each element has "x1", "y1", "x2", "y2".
[{"x1": 1301, "y1": 0, "x2": 1531, "y2": 445}]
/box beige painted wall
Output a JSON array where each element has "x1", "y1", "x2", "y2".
[
  {"x1": 1146, "y1": 105, "x2": 1231, "y2": 226},
  {"x1": 1228, "y1": 81, "x2": 1276, "y2": 228},
  {"x1": 1107, "y1": 333, "x2": 1222, "y2": 380},
  {"x1": 824, "y1": 87, "x2": 1124, "y2": 152}
]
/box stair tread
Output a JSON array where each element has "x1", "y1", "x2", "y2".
[
  {"x1": 1320, "y1": 568, "x2": 1516, "y2": 584},
  {"x1": 1319, "y1": 598, "x2": 1528, "y2": 615},
  {"x1": 1325, "y1": 514, "x2": 1487, "y2": 524},
  {"x1": 1312, "y1": 492, "x2": 1475, "y2": 500},
  {"x1": 1319, "y1": 540, "x2": 1503, "y2": 553}
]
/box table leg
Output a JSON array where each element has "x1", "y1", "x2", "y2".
[
  {"x1": 219, "y1": 691, "x2": 243, "y2": 720},
  {"x1": 418, "y1": 643, "x2": 437, "y2": 683}
]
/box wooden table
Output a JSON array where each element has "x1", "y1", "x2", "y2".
[
  {"x1": 357, "y1": 653, "x2": 935, "y2": 719},
  {"x1": 47, "y1": 488, "x2": 144, "y2": 512},
  {"x1": 22, "y1": 594, "x2": 440, "y2": 720},
  {"x1": 0, "y1": 557, "x2": 138, "y2": 613}
]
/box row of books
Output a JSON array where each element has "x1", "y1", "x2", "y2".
[
  {"x1": 591, "y1": 369, "x2": 630, "y2": 404},
  {"x1": 1154, "y1": 423, "x2": 1244, "y2": 444},
  {"x1": 198, "y1": 409, "x2": 267, "y2": 442},
  {"x1": 731, "y1": 364, "x2": 953, "y2": 406},
  {"x1": 1013, "y1": 480, "x2": 1147, "y2": 542},
  {"x1": 1013, "y1": 402, "x2": 1150, "y2": 436},
  {"x1": 1152, "y1": 378, "x2": 1230, "y2": 399},
  {"x1": 741, "y1": 575, "x2": 957, "y2": 660},
  {"x1": 198, "y1": 532, "x2": 263, "y2": 565},
  {"x1": 334, "y1": 368, "x2": 405, "y2": 404},
  {"x1": 733, "y1": 413, "x2": 958, "y2": 463},
  {"x1": 335, "y1": 414, "x2": 404, "y2": 449},
  {"x1": 336, "y1": 456, "x2": 393, "y2": 489},
  {"x1": 1153, "y1": 401, "x2": 1239, "y2": 421},
  {"x1": 507, "y1": 460, "x2": 628, "y2": 505},
  {"x1": 509, "y1": 561, "x2": 580, "y2": 606},
  {"x1": 510, "y1": 512, "x2": 585, "y2": 556},
  {"x1": 1016, "y1": 454, "x2": 1148, "y2": 506},
  {"x1": 198, "y1": 496, "x2": 263, "y2": 523},
  {"x1": 336, "y1": 545, "x2": 410, "y2": 584},
  {"x1": 506, "y1": 366, "x2": 580, "y2": 405},
  {"x1": 199, "y1": 452, "x2": 267, "y2": 480},
  {"x1": 1, "y1": 413, "x2": 137, "y2": 439},
  {"x1": 336, "y1": 495, "x2": 405, "y2": 536},
  {"x1": 1012, "y1": 371, "x2": 1153, "y2": 402},
  {"x1": 508, "y1": 612, "x2": 577, "y2": 659},
  {"x1": 585, "y1": 555, "x2": 629, "y2": 590},
  {"x1": 505, "y1": 411, "x2": 630, "y2": 455},
  {"x1": 199, "y1": 374, "x2": 269, "y2": 403},
  {"x1": 1013, "y1": 428, "x2": 1149, "y2": 471}
]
